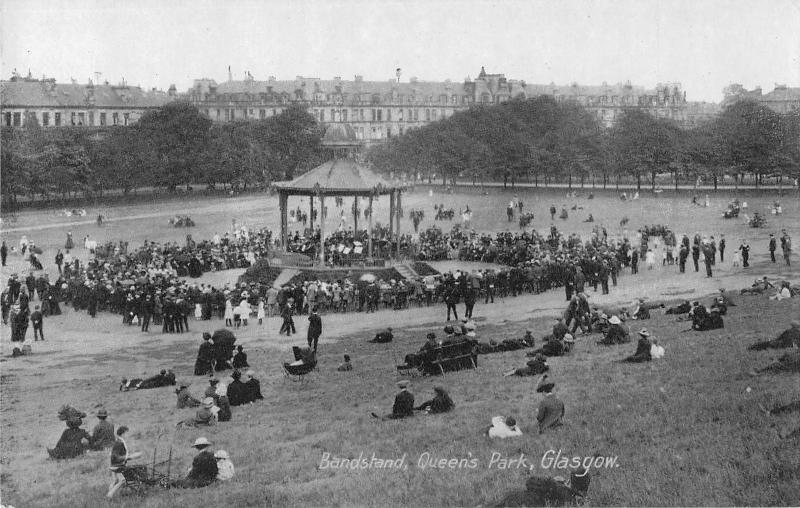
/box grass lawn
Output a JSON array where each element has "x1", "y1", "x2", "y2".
[{"x1": 0, "y1": 189, "x2": 798, "y2": 507}]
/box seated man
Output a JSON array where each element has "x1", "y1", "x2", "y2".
[
  {"x1": 337, "y1": 354, "x2": 353, "y2": 372},
  {"x1": 630, "y1": 299, "x2": 650, "y2": 320},
  {"x1": 371, "y1": 380, "x2": 414, "y2": 420},
  {"x1": 597, "y1": 316, "x2": 630, "y2": 345},
  {"x1": 504, "y1": 354, "x2": 549, "y2": 377},
  {"x1": 536, "y1": 376, "x2": 565, "y2": 433},
  {"x1": 521, "y1": 330, "x2": 535, "y2": 347},
  {"x1": 89, "y1": 409, "x2": 116, "y2": 450},
  {"x1": 400, "y1": 333, "x2": 439, "y2": 368},
  {"x1": 175, "y1": 384, "x2": 202, "y2": 409},
  {"x1": 368, "y1": 327, "x2": 394, "y2": 343},
  {"x1": 623, "y1": 329, "x2": 652, "y2": 362},
  {"x1": 748, "y1": 321, "x2": 800, "y2": 350},
  {"x1": 172, "y1": 437, "x2": 218, "y2": 489},
  {"x1": 244, "y1": 370, "x2": 264, "y2": 401},
  {"x1": 414, "y1": 386, "x2": 455, "y2": 414},
  {"x1": 487, "y1": 416, "x2": 522, "y2": 438}
]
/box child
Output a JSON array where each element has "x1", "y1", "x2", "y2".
[
  {"x1": 337, "y1": 354, "x2": 353, "y2": 372},
  {"x1": 257, "y1": 298, "x2": 265, "y2": 325},
  {"x1": 224, "y1": 298, "x2": 233, "y2": 327}
]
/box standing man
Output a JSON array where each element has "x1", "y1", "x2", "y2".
[
  {"x1": 0, "y1": 241, "x2": 7, "y2": 267},
  {"x1": 140, "y1": 294, "x2": 154, "y2": 332},
  {"x1": 769, "y1": 234, "x2": 777, "y2": 263},
  {"x1": 719, "y1": 235, "x2": 726, "y2": 263},
  {"x1": 444, "y1": 284, "x2": 459, "y2": 322},
  {"x1": 30, "y1": 304, "x2": 44, "y2": 341},
  {"x1": 678, "y1": 243, "x2": 689, "y2": 273},
  {"x1": 781, "y1": 231, "x2": 792, "y2": 266},
  {"x1": 703, "y1": 244, "x2": 714, "y2": 278},
  {"x1": 710, "y1": 236, "x2": 717, "y2": 265},
  {"x1": 691, "y1": 242, "x2": 700, "y2": 272},
  {"x1": 550, "y1": 204, "x2": 557, "y2": 221},
  {"x1": 307, "y1": 307, "x2": 322, "y2": 352},
  {"x1": 739, "y1": 240, "x2": 751, "y2": 268},
  {"x1": 463, "y1": 283, "x2": 476, "y2": 319}
]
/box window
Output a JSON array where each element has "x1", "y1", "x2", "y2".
[
  {"x1": 481, "y1": 93, "x2": 490, "y2": 103},
  {"x1": 377, "y1": 109, "x2": 382, "y2": 121},
  {"x1": 432, "y1": 109, "x2": 438, "y2": 120},
  {"x1": 100, "y1": 112, "x2": 106, "y2": 126},
  {"x1": 387, "y1": 109, "x2": 392, "y2": 121},
  {"x1": 407, "y1": 109, "x2": 412, "y2": 122},
  {"x1": 451, "y1": 95, "x2": 457, "y2": 104},
  {"x1": 260, "y1": 109, "x2": 266, "y2": 119},
  {"x1": 55, "y1": 112, "x2": 61, "y2": 126},
  {"x1": 359, "y1": 109, "x2": 364, "y2": 121},
  {"x1": 70, "y1": 112, "x2": 76, "y2": 125},
  {"x1": 387, "y1": 127, "x2": 392, "y2": 138},
  {"x1": 272, "y1": 109, "x2": 277, "y2": 116},
  {"x1": 398, "y1": 109, "x2": 403, "y2": 121},
  {"x1": 371, "y1": 109, "x2": 376, "y2": 122},
  {"x1": 204, "y1": 109, "x2": 210, "y2": 117},
  {"x1": 342, "y1": 109, "x2": 348, "y2": 122},
  {"x1": 89, "y1": 112, "x2": 94, "y2": 126},
  {"x1": 399, "y1": 126, "x2": 404, "y2": 136},
  {"x1": 113, "y1": 112, "x2": 119, "y2": 125},
  {"x1": 123, "y1": 113, "x2": 129, "y2": 126},
  {"x1": 78, "y1": 112, "x2": 85, "y2": 125},
  {"x1": 425, "y1": 109, "x2": 430, "y2": 121},
  {"x1": 319, "y1": 110, "x2": 324, "y2": 122},
  {"x1": 4, "y1": 112, "x2": 11, "y2": 126},
  {"x1": 42, "y1": 112, "x2": 50, "y2": 126},
  {"x1": 331, "y1": 109, "x2": 336, "y2": 121},
  {"x1": 413, "y1": 109, "x2": 419, "y2": 121}
]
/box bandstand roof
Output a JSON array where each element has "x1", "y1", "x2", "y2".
[{"x1": 273, "y1": 158, "x2": 400, "y2": 196}]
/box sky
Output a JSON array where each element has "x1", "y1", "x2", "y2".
[{"x1": 2, "y1": 0, "x2": 799, "y2": 103}]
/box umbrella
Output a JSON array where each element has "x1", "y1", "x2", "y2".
[{"x1": 359, "y1": 273, "x2": 377, "y2": 282}]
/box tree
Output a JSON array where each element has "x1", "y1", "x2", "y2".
[
  {"x1": 135, "y1": 101, "x2": 212, "y2": 191},
  {"x1": 609, "y1": 109, "x2": 680, "y2": 190}
]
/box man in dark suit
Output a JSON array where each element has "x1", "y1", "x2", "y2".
[
  {"x1": 173, "y1": 437, "x2": 218, "y2": 488},
  {"x1": 769, "y1": 234, "x2": 777, "y2": 263},
  {"x1": 307, "y1": 307, "x2": 322, "y2": 352},
  {"x1": 372, "y1": 380, "x2": 415, "y2": 420},
  {"x1": 30, "y1": 304, "x2": 44, "y2": 341}
]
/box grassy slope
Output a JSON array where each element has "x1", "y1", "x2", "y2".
[{"x1": 1, "y1": 295, "x2": 798, "y2": 507}]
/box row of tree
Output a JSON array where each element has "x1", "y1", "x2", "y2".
[
  {"x1": 367, "y1": 96, "x2": 800, "y2": 190},
  {"x1": 1, "y1": 103, "x2": 326, "y2": 206}
]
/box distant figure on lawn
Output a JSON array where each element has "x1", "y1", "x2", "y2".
[
  {"x1": 748, "y1": 321, "x2": 800, "y2": 351},
  {"x1": 177, "y1": 398, "x2": 217, "y2": 427},
  {"x1": 337, "y1": 354, "x2": 353, "y2": 372},
  {"x1": 194, "y1": 333, "x2": 215, "y2": 375},
  {"x1": 504, "y1": 354, "x2": 549, "y2": 377},
  {"x1": 176, "y1": 384, "x2": 202, "y2": 409},
  {"x1": 89, "y1": 409, "x2": 116, "y2": 450},
  {"x1": 172, "y1": 437, "x2": 218, "y2": 489},
  {"x1": 232, "y1": 345, "x2": 249, "y2": 369},
  {"x1": 371, "y1": 380, "x2": 414, "y2": 420},
  {"x1": 740, "y1": 277, "x2": 775, "y2": 295},
  {"x1": 597, "y1": 315, "x2": 630, "y2": 345},
  {"x1": 368, "y1": 327, "x2": 394, "y2": 343},
  {"x1": 494, "y1": 468, "x2": 590, "y2": 507}
]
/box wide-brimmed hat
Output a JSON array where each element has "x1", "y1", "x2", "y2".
[
  {"x1": 202, "y1": 397, "x2": 214, "y2": 408},
  {"x1": 96, "y1": 409, "x2": 108, "y2": 418},
  {"x1": 192, "y1": 437, "x2": 211, "y2": 447},
  {"x1": 638, "y1": 328, "x2": 651, "y2": 337},
  {"x1": 536, "y1": 376, "x2": 555, "y2": 393},
  {"x1": 397, "y1": 380, "x2": 410, "y2": 389},
  {"x1": 608, "y1": 316, "x2": 622, "y2": 325}
]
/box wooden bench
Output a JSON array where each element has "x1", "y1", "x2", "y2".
[{"x1": 421, "y1": 340, "x2": 478, "y2": 376}]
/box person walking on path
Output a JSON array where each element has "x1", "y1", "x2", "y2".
[{"x1": 307, "y1": 307, "x2": 322, "y2": 352}]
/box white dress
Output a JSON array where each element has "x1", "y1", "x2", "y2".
[
  {"x1": 488, "y1": 416, "x2": 522, "y2": 438},
  {"x1": 194, "y1": 303, "x2": 202, "y2": 320},
  {"x1": 257, "y1": 302, "x2": 266, "y2": 320},
  {"x1": 224, "y1": 300, "x2": 234, "y2": 320}
]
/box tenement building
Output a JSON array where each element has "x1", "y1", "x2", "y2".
[
  {"x1": 1, "y1": 70, "x2": 174, "y2": 128},
  {"x1": 722, "y1": 83, "x2": 800, "y2": 114},
  {"x1": 186, "y1": 68, "x2": 695, "y2": 142}
]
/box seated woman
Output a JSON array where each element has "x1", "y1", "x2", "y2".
[
  {"x1": 215, "y1": 382, "x2": 232, "y2": 422},
  {"x1": 244, "y1": 370, "x2": 264, "y2": 401},
  {"x1": 177, "y1": 398, "x2": 217, "y2": 427},
  {"x1": 226, "y1": 370, "x2": 250, "y2": 406},
  {"x1": 48, "y1": 409, "x2": 91, "y2": 459},
  {"x1": 689, "y1": 303, "x2": 709, "y2": 329},
  {"x1": 623, "y1": 329, "x2": 652, "y2": 363},
  {"x1": 232, "y1": 345, "x2": 249, "y2": 369},
  {"x1": 414, "y1": 386, "x2": 455, "y2": 414},
  {"x1": 748, "y1": 321, "x2": 800, "y2": 350},
  {"x1": 695, "y1": 308, "x2": 724, "y2": 331},
  {"x1": 597, "y1": 316, "x2": 630, "y2": 345},
  {"x1": 487, "y1": 416, "x2": 522, "y2": 438},
  {"x1": 119, "y1": 370, "x2": 176, "y2": 391},
  {"x1": 504, "y1": 355, "x2": 549, "y2": 377}
]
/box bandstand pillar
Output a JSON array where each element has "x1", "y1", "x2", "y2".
[{"x1": 279, "y1": 191, "x2": 288, "y2": 248}]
